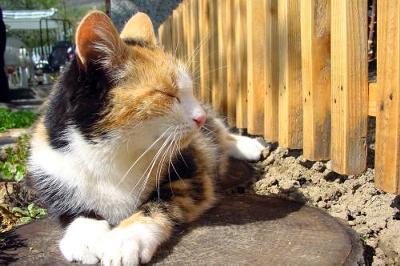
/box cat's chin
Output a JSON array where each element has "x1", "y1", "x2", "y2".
[{"x1": 179, "y1": 130, "x2": 198, "y2": 149}]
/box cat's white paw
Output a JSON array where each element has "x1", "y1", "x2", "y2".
[
  {"x1": 101, "y1": 223, "x2": 166, "y2": 266},
  {"x1": 59, "y1": 217, "x2": 110, "y2": 265},
  {"x1": 228, "y1": 136, "x2": 265, "y2": 161}
]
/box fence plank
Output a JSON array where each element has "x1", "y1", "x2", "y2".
[
  {"x1": 375, "y1": 1, "x2": 400, "y2": 193},
  {"x1": 172, "y1": 9, "x2": 179, "y2": 57},
  {"x1": 264, "y1": 0, "x2": 279, "y2": 141},
  {"x1": 182, "y1": 1, "x2": 190, "y2": 62},
  {"x1": 235, "y1": 0, "x2": 248, "y2": 129},
  {"x1": 247, "y1": 0, "x2": 266, "y2": 135},
  {"x1": 159, "y1": 17, "x2": 172, "y2": 52},
  {"x1": 216, "y1": 0, "x2": 228, "y2": 116},
  {"x1": 331, "y1": 0, "x2": 368, "y2": 175},
  {"x1": 190, "y1": 0, "x2": 200, "y2": 97},
  {"x1": 210, "y1": 0, "x2": 220, "y2": 113},
  {"x1": 226, "y1": 0, "x2": 236, "y2": 126},
  {"x1": 278, "y1": 0, "x2": 302, "y2": 148},
  {"x1": 198, "y1": 0, "x2": 211, "y2": 103},
  {"x1": 300, "y1": 0, "x2": 331, "y2": 160}
]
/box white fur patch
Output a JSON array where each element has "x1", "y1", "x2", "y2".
[
  {"x1": 101, "y1": 222, "x2": 168, "y2": 266},
  {"x1": 59, "y1": 217, "x2": 110, "y2": 264},
  {"x1": 227, "y1": 135, "x2": 265, "y2": 161}
]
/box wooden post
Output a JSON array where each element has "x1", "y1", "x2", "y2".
[
  {"x1": 300, "y1": 0, "x2": 331, "y2": 160},
  {"x1": 216, "y1": 0, "x2": 228, "y2": 116},
  {"x1": 158, "y1": 17, "x2": 172, "y2": 52},
  {"x1": 210, "y1": 0, "x2": 220, "y2": 113},
  {"x1": 199, "y1": 0, "x2": 211, "y2": 103},
  {"x1": 182, "y1": 1, "x2": 190, "y2": 62},
  {"x1": 190, "y1": 0, "x2": 200, "y2": 97},
  {"x1": 375, "y1": 1, "x2": 400, "y2": 193},
  {"x1": 278, "y1": 0, "x2": 302, "y2": 148},
  {"x1": 247, "y1": 0, "x2": 266, "y2": 135},
  {"x1": 226, "y1": 0, "x2": 236, "y2": 126},
  {"x1": 264, "y1": 0, "x2": 279, "y2": 142},
  {"x1": 172, "y1": 10, "x2": 179, "y2": 57},
  {"x1": 235, "y1": 0, "x2": 248, "y2": 129},
  {"x1": 331, "y1": 0, "x2": 368, "y2": 175}
]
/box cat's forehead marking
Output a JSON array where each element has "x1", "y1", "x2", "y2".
[{"x1": 176, "y1": 66, "x2": 192, "y2": 92}]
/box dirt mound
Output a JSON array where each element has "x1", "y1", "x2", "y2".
[{"x1": 251, "y1": 145, "x2": 400, "y2": 265}]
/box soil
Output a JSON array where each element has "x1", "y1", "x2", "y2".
[{"x1": 248, "y1": 143, "x2": 400, "y2": 266}]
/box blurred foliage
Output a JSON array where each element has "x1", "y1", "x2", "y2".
[
  {"x1": 0, "y1": 134, "x2": 30, "y2": 182},
  {"x1": 0, "y1": 108, "x2": 37, "y2": 132}
]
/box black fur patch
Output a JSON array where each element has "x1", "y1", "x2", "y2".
[
  {"x1": 45, "y1": 58, "x2": 113, "y2": 149},
  {"x1": 26, "y1": 172, "x2": 95, "y2": 221}
]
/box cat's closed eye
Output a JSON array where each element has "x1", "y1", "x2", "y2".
[{"x1": 156, "y1": 90, "x2": 181, "y2": 103}]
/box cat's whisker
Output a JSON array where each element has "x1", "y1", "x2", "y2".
[
  {"x1": 186, "y1": 34, "x2": 210, "y2": 70},
  {"x1": 131, "y1": 129, "x2": 177, "y2": 206},
  {"x1": 155, "y1": 128, "x2": 179, "y2": 199},
  {"x1": 131, "y1": 131, "x2": 174, "y2": 193},
  {"x1": 117, "y1": 126, "x2": 173, "y2": 186},
  {"x1": 176, "y1": 129, "x2": 188, "y2": 168}
]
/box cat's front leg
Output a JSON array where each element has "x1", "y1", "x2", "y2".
[
  {"x1": 100, "y1": 205, "x2": 173, "y2": 266},
  {"x1": 59, "y1": 217, "x2": 111, "y2": 264},
  {"x1": 227, "y1": 134, "x2": 265, "y2": 161}
]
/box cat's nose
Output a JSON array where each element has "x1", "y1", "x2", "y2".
[{"x1": 193, "y1": 114, "x2": 206, "y2": 127}]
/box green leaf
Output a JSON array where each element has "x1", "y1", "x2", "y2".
[
  {"x1": 19, "y1": 216, "x2": 33, "y2": 224},
  {"x1": 12, "y1": 207, "x2": 30, "y2": 216}
]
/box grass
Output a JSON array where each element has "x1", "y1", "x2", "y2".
[{"x1": 0, "y1": 108, "x2": 37, "y2": 133}]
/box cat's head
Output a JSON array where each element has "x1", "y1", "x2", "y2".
[{"x1": 66, "y1": 11, "x2": 205, "y2": 149}]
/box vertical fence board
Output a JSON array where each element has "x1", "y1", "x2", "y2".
[
  {"x1": 159, "y1": 17, "x2": 172, "y2": 51},
  {"x1": 199, "y1": 0, "x2": 211, "y2": 103},
  {"x1": 216, "y1": 0, "x2": 228, "y2": 116},
  {"x1": 264, "y1": 0, "x2": 279, "y2": 141},
  {"x1": 375, "y1": 1, "x2": 400, "y2": 193},
  {"x1": 235, "y1": 0, "x2": 248, "y2": 129},
  {"x1": 190, "y1": 0, "x2": 200, "y2": 97},
  {"x1": 247, "y1": 0, "x2": 266, "y2": 135},
  {"x1": 182, "y1": 1, "x2": 190, "y2": 62},
  {"x1": 210, "y1": 0, "x2": 220, "y2": 113},
  {"x1": 331, "y1": 0, "x2": 368, "y2": 175},
  {"x1": 278, "y1": 0, "x2": 303, "y2": 148},
  {"x1": 301, "y1": 0, "x2": 331, "y2": 160},
  {"x1": 172, "y1": 9, "x2": 179, "y2": 57},
  {"x1": 226, "y1": 0, "x2": 236, "y2": 126}
]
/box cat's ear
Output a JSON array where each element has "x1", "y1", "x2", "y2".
[
  {"x1": 75, "y1": 11, "x2": 128, "y2": 69},
  {"x1": 120, "y1": 12, "x2": 157, "y2": 45}
]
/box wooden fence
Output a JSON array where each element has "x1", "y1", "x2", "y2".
[{"x1": 158, "y1": 0, "x2": 400, "y2": 195}]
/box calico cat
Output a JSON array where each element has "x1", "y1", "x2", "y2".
[{"x1": 28, "y1": 11, "x2": 265, "y2": 265}]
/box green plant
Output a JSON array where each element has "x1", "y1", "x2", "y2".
[
  {"x1": 0, "y1": 108, "x2": 37, "y2": 132},
  {"x1": 0, "y1": 135, "x2": 30, "y2": 182},
  {"x1": 11, "y1": 203, "x2": 47, "y2": 224}
]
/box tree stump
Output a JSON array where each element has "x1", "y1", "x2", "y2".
[{"x1": 1, "y1": 194, "x2": 363, "y2": 265}]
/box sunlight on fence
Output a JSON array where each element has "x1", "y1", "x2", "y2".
[{"x1": 158, "y1": 0, "x2": 399, "y2": 194}]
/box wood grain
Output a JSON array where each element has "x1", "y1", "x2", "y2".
[
  {"x1": 375, "y1": 1, "x2": 400, "y2": 193},
  {"x1": 264, "y1": 0, "x2": 279, "y2": 142},
  {"x1": 226, "y1": 0, "x2": 236, "y2": 126},
  {"x1": 247, "y1": 0, "x2": 266, "y2": 135},
  {"x1": 278, "y1": 0, "x2": 303, "y2": 148},
  {"x1": 300, "y1": 0, "x2": 331, "y2": 160},
  {"x1": 235, "y1": 0, "x2": 248, "y2": 129},
  {"x1": 331, "y1": 0, "x2": 368, "y2": 175},
  {"x1": 198, "y1": 0, "x2": 211, "y2": 103}
]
